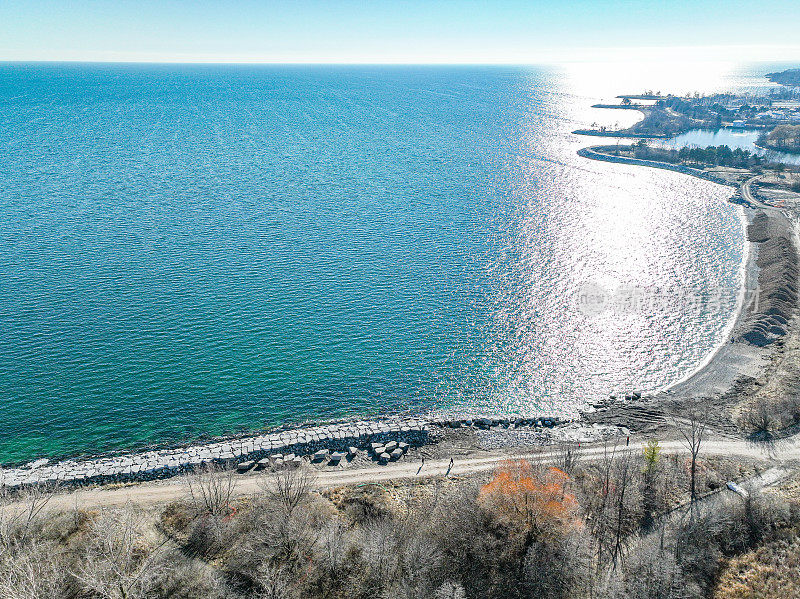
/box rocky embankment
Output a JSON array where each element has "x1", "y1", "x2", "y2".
[
  {"x1": 1, "y1": 415, "x2": 569, "y2": 489},
  {"x1": 739, "y1": 211, "x2": 799, "y2": 347}
]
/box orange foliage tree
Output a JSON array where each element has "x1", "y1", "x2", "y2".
[{"x1": 478, "y1": 460, "x2": 580, "y2": 540}]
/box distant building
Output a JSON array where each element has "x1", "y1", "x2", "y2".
[{"x1": 730, "y1": 120, "x2": 747, "y2": 128}]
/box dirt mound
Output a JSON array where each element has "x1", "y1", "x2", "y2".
[{"x1": 739, "y1": 214, "x2": 799, "y2": 347}]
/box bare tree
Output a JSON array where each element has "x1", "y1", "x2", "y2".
[
  {"x1": 555, "y1": 440, "x2": 583, "y2": 475},
  {"x1": 610, "y1": 449, "x2": 635, "y2": 568},
  {"x1": 739, "y1": 398, "x2": 776, "y2": 442},
  {"x1": 673, "y1": 413, "x2": 706, "y2": 504},
  {"x1": 259, "y1": 464, "x2": 315, "y2": 517},
  {"x1": 242, "y1": 467, "x2": 322, "y2": 564},
  {"x1": 586, "y1": 440, "x2": 619, "y2": 572},
  {"x1": 185, "y1": 463, "x2": 236, "y2": 517}
]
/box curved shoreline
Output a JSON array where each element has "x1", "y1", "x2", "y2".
[
  {"x1": 575, "y1": 146, "x2": 734, "y2": 185},
  {"x1": 753, "y1": 142, "x2": 800, "y2": 162},
  {"x1": 578, "y1": 145, "x2": 797, "y2": 404},
  {"x1": 5, "y1": 147, "x2": 792, "y2": 489},
  {"x1": 658, "y1": 208, "x2": 753, "y2": 394}
]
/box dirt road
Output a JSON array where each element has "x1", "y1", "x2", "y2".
[{"x1": 7, "y1": 436, "x2": 800, "y2": 514}]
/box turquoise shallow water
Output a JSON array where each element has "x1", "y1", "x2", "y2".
[{"x1": 0, "y1": 64, "x2": 747, "y2": 464}]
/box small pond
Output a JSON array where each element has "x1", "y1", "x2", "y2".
[{"x1": 657, "y1": 128, "x2": 800, "y2": 165}]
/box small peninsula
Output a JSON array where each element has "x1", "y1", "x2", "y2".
[
  {"x1": 768, "y1": 67, "x2": 800, "y2": 88},
  {"x1": 575, "y1": 68, "x2": 800, "y2": 140}
]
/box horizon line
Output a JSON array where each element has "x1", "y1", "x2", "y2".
[{"x1": 1, "y1": 58, "x2": 796, "y2": 67}]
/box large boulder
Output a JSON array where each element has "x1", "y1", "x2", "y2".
[{"x1": 236, "y1": 461, "x2": 254, "y2": 473}]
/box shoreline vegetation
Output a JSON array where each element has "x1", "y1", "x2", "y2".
[
  {"x1": 3, "y1": 435, "x2": 794, "y2": 599},
  {"x1": 758, "y1": 124, "x2": 800, "y2": 155}
]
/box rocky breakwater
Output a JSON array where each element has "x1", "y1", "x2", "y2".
[
  {"x1": 739, "y1": 211, "x2": 799, "y2": 347},
  {"x1": 1, "y1": 415, "x2": 565, "y2": 489},
  {"x1": 576, "y1": 147, "x2": 732, "y2": 186}
]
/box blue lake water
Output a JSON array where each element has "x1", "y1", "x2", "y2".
[
  {"x1": 658, "y1": 127, "x2": 800, "y2": 164},
  {"x1": 0, "y1": 63, "x2": 748, "y2": 463}
]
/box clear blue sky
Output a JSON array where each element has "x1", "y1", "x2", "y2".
[{"x1": 2, "y1": 0, "x2": 799, "y2": 63}]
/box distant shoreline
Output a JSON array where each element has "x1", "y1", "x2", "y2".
[{"x1": 755, "y1": 142, "x2": 800, "y2": 156}]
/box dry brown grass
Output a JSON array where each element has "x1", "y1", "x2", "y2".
[
  {"x1": 773, "y1": 471, "x2": 800, "y2": 503},
  {"x1": 712, "y1": 529, "x2": 800, "y2": 599}
]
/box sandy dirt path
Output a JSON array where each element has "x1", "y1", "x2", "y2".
[{"x1": 7, "y1": 436, "x2": 800, "y2": 514}]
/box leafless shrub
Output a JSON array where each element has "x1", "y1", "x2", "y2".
[
  {"x1": 185, "y1": 512, "x2": 235, "y2": 559},
  {"x1": 395, "y1": 534, "x2": 443, "y2": 599},
  {"x1": 0, "y1": 482, "x2": 59, "y2": 554},
  {"x1": 674, "y1": 501, "x2": 737, "y2": 593},
  {"x1": 740, "y1": 398, "x2": 777, "y2": 441},
  {"x1": 260, "y1": 464, "x2": 316, "y2": 517},
  {"x1": 427, "y1": 483, "x2": 486, "y2": 593},
  {"x1": 225, "y1": 492, "x2": 330, "y2": 577},
  {"x1": 253, "y1": 563, "x2": 293, "y2": 599},
  {"x1": 72, "y1": 505, "x2": 173, "y2": 599},
  {"x1": 186, "y1": 463, "x2": 236, "y2": 518},
  {"x1": 360, "y1": 517, "x2": 402, "y2": 583},
  {"x1": 738, "y1": 486, "x2": 790, "y2": 548},
  {"x1": 523, "y1": 529, "x2": 593, "y2": 599},
  {"x1": 0, "y1": 541, "x2": 72, "y2": 599},
  {"x1": 316, "y1": 517, "x2": 350, "y2": 574},
  {"x1": 603, "y1": 536, "x2": 691, "y2": 599},
  {"x1": 145, "y1": 551, "x2": 226, "y2": 599},
  {"x1": 332, "y1": 483, "x2": 394, "y2": 524}
]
